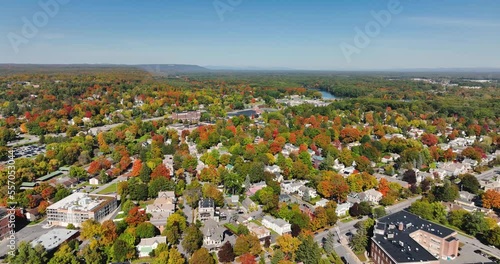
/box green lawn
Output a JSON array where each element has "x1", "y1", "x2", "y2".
[
  {"x1": 97, "y1": 182, "x2": 117, "y2": 194},
  {"x1": 224, "y1": 223, "x2": 238, "y2": 233},
  {"x1": 28, "y1": 217, "x2": 46, "y2": 226},
  {"x1": 341, "y1": 217, "x2": 353, "y2": 223}
]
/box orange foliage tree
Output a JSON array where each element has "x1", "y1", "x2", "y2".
[
  {"x1": 131, "y1": 159, "x2": 142, "y2": 177},
  {"x1": 482, "y1": 190, "x2": 500, "y2": 209}
]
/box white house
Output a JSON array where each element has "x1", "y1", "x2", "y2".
[
  {"x1": 89, "y1": 178, "x2": 100, "y2": 185},
  {"x1": 298, "y1": 186, "x2": 317, "y2": 199},
  {"x1": 359, "y1": 189, "x2": 383, "y2": 204},
  {"x1": 336, "y1": 202, "x2": 352, "y2": 217},
  {"x1": 136, "y1": 236, "x2": 167, "y2": 257},
  {"x1": 262, "y1": 215, "x2": 291, "y2": 236},
  {"x1": 281, "y1": 181, "x2": 303, "y2": 194},
  {"x1": 315, "y1": 198, "x2": 329, "y2": 208}
]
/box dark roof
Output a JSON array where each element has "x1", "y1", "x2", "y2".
[
  {"x1": 199, "y1": 198, "x2": 214, "y2": 208},
  {"x1": 372, "y1": 211, "x2": 457, "y2": 263}
]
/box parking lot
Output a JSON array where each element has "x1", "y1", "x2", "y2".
[
  {"x1": 445, "y1": 244, "x2": 492, "y2": 264},
  {"x1": 12, "y1": 145, "x2": 46, "y2": 159}
]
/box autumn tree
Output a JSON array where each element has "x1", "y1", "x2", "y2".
[
  {"x1": 151, "y1": 163, "x2": 171, "y2": 180},
  {"x1": 131, "y1": 159, "x2": 142, "y2": 177},
  {"x1": 190, "y1": 248, "x2": 215, "y2": 264},
  {"x1": 239, "y1": 253, "x2": 257, "y2": 264},
  {"x1": 421, "y1": 133, "x2": 438, "y2": 146},
  {"x1": 168, "y1": 247, "x2": 186, "y2": 264},
  {"x1": 276, "y1": 234, "x2": 301, "y2": 261},
  {"x1": 100, "y1": 220, "x2": 118, "y2": 245},
  {"x1": 378, "y1": 178, "x2": 390, "y2": 197},
  {"x1": 125, "y1": 206, "x2": 148, "y2": 227},
  {"x1": 234, "y1": 234, "x2": 262, "y2": 256},
  {"x1": 483, "y1": 190, "x2": 500, "y2": 209},
  {"x1": 80, "y1": 219, "x2": 102, "y2": 240},
  {"x1": 218, "y1": 241, "x2": 235, "y2": 263}
]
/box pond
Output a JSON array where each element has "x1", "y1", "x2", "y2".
[{"x1": 319, "y1": 90, "x2": 337, "y2": 100}]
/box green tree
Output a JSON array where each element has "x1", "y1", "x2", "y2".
[
  {"x1": 111, "y1": 239, "x2": 135, "y2": 262},
  {"x1": 373, "y1": 207, "x2": 387, "y2": 218},
  {"x1": 47, "y1": 244, "x2": 79, "y2": 264},
  {"x1": 350, "y1": 227, "x2": 368, "y2": 254},
  {"x1": 139, "y1": 164, "x2": 152, "y2": 183},
  {"x1": 463, "y1": 211, "x2": 488, "y2": 236},
  {"x1": 54, "y1": 187, "x2": 71, "y2": 202},
  {"x1": 486, "y1": 227, "x2": 500, "y2": 247},
  {"x1": 7, "y1": 242, "x2": 48, "y2": 264},
  {"x1": 163, "y1": 212, "x2": 187, "y2": 245},
  {"x1": 182, "y1": 225, "x2": 203, "y2": 254},
  {"x1": 461, "y1": 174, "x2": 480, "y2": 194},
  {"x1": 448, "y1": 209, "x2": 470, "y2": 229},
  {"x1": 323, "y1": 232, "x2": 336, "y2": 254},
  {"x1": 136, "y1": 222, "x2": 159, "y2": 238},
  {"x1": 296, "y1": 235, "x2": 321, "y2": 264},
  {"x1": 271, "y1": 249, "x2": 285, "y2": 264}
]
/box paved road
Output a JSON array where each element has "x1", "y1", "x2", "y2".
[{"x1": 6, "y1": 134, "x2": 39, "y2": 147}]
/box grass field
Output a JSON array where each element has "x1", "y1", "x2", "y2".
[{"x1": 97, "y1": 182, "x2": 117, "y2": 194}]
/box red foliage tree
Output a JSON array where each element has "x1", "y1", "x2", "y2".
[
  {"x1": 239, "y1": 253, "x2": 256, "y2": 264},
  {"x1": 151, "y1": 163, "x2": 170, "y2": 180},
  {"x1": 421, "y1": 133, "x2": 438, "y2": 146},
  {"x1": 125, "y1": 206, "x2": 148, "y2": 227}
]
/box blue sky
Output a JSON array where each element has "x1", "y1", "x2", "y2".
[{"x1": 1, "y1": 0, "x2": 500, "y2": 70}]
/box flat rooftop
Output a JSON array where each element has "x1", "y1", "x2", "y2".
[
  {"x1": 372, "y1": 210, "x2": 457, "y2": 263},
  {"x1": 30, "y1": 229, "x2": 78, "y2": 251},
  {"x1": 47, "y1": 192, "x2": 115, "y2": 212}
]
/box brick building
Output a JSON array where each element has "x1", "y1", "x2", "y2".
[{"x1": 371, "y1": 211, "x2": 459, "y2": 264}]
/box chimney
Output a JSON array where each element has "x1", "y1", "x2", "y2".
[{"x1": 398, "y1": 222, "x2": 404, "y2": 231}]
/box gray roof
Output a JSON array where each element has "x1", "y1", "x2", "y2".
[
  {"x1": 137, "y1": 236, "x2": 166, "y2": 247},
  {"x1": 31, "y1": 229, "x2": 79, "y2": 251}
]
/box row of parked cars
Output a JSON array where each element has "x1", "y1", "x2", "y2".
[
  {"x1": 13, "y1": 145, "x2": 46, "y2": 158},
  {"x1": 474, "y1": 249, "x2": 500, "y2": 263}
]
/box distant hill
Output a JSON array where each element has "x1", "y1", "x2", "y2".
[
  {"x1": 136, "y1": 64, "x2": 211, "y2": 75},
  {"x1": 0, "y1": 63, "x2": 211, "y2": 75}
]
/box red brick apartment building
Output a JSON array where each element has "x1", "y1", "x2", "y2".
[{"x1": 371, "y1": 211, "x2": 459, "y2": 264}]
